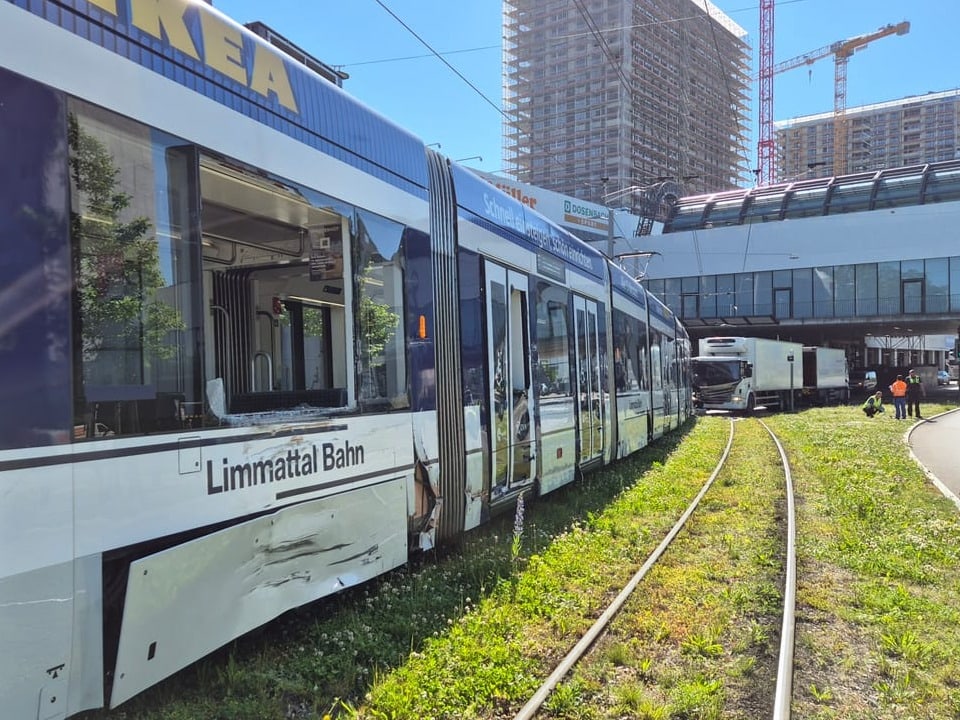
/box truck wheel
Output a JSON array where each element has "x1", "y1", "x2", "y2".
[{"x1": 746, "y1": 393, "x2": 756, "y2": 415}]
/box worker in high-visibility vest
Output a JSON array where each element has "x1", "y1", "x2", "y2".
[
  {"x1": 906, "y1": 369, "x2": 925, "y2": 419},
  {"x1": 889, "y1": 375, "x2": 907, "y2": 420},
  {"x1": 861, "y1": 391, "x2": 885, "y2": 418}
]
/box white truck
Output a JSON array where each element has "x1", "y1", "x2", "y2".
[
  {"x1": 692, "y1": 336, "x2": 850, "y2": 413},
  {"x1": 691, "y1": 336, "x2": 803, "y2": 413}
]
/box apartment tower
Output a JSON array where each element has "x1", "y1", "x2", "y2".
[
  {"x1": 502, "y1": 0, "x2": 751, "y2": 207},
  {"x1": 777, "y1": 89, "x2": 960, "y2": 182}
]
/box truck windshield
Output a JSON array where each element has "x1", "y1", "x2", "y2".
[{"x1": 692, "y1": 359, "x2": 741, "y2": 387}]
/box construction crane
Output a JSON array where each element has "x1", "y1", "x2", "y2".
[
  {"x1": 756, "y1": 0, "x2": 775, "y2": 187},
  {"x1": 757, "y1": 20, "x2": 910, "y2": 183}
]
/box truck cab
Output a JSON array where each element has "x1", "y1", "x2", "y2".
[{"x1": 691, "y1": 356, "x2": 751, "y2": 408}]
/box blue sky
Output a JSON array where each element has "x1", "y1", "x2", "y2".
[{"x1": 213, "y1": 0, "x2": 957, "y2": 187}]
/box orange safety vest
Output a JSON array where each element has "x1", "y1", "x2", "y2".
[{"x1": 890, "y1": 379, "x2": 907, "y2": 397}]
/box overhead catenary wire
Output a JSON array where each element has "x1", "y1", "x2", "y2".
[
  {"x1": 371, "y1": 0, "x2": 566, "y2": 172},
  {"x1": 371, "y1": 0, "x2": 503, "y2": 119},
  {"x1": 373, "y1": 0, "x2": 654, "y2": 262},
  {"x1": 570, "y1": 0, "x2": 633, "y2": 96},
  {"x1": 344, "y1": 1, "x2": 817, "y2": 71}
]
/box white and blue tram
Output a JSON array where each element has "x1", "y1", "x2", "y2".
[{"x1": 0, "y1": 1, "x2": 692, "y2": 716}]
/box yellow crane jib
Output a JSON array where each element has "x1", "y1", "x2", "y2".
[{"x1": 768, "y1": 21, "x2": 910, "y2": 178}]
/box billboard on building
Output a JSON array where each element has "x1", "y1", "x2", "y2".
[{"x1": 469, "y1": 170, "x2": 644, "y2": 242}]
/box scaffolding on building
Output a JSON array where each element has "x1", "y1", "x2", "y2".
[{"x1": 502, "y1": 0, "x2": 752, "y2": 207}]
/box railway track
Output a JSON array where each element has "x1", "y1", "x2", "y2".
[{"x1": 513, "y1": 417, "x2": 799, "y2": 720}]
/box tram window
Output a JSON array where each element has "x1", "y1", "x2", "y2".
[
  {"x1": 459, "y1": 252, "x2": 485, "y2": 406},
  {"x1": 69, "y1": 100, "x2": 201, "y2": 439},
  {"x1": 649, "y1": 329, "x2": 663, "y2": 391},
  {"x1": 637, "y1": 320, "x2": 650, "y2": 391},
  {"x1": 0, "y1": 69, "x2": 72, "y2": 449},
  {"x1": 534, "y1": 282, "x2": 572, "y2": 398},
  {"x1": 664, "y1": 334, "x2": 678, "y2": 388},
  {"x1": 199, "y1": 158, "x2": 353, "y2": 416},
  {"x1": 354, "y1": 210, "x2": 408, "y2": 411},
  {"x1": 611, "y1": 310, "x2": 641, "y2": 393}
]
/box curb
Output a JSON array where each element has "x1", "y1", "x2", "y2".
[{"x1": 906, "y1": 407, "x2": 960, "y2": 511}]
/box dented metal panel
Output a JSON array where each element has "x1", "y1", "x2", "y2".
[{"x1": 110, "y1": 477, "x2": 409, "y2": 707}]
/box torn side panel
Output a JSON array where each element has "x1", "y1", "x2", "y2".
[{"x1": 110, "y1": 475, "x2": 409, "y2": 707}]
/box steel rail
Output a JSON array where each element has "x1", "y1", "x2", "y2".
[
  {"x1": 759, "y1": 420, "x2": 797, "y2": 720},
  {"x1": 512, "y1": 419, "x2": 736, "y2": 720}
]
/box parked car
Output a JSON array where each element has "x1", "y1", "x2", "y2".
[
  {"x1": 938, "y1": 369, "x2": 951, "y2": 385},
  {"x1": 848, "y1": 368, "x2": 878, "y2": 393}
]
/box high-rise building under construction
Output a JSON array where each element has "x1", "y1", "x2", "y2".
[
  {"x1": 776, "y1": 89, "x2": 960, "y2": 182},
  {"x1": 502, "y1": 0, "x2": 752, "y2": 208}
]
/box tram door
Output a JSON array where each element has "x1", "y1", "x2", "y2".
[
  {"x1": 486, "y1": 263, "x2": 534, "y2": 502},
  {"x1": 574, "y1": 296, "x2": 604, "y2": 463}
]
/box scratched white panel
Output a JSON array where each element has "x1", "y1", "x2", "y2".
[
  {"x1": 0, "y1": 561, "x2": 74, "y2": 720},
  {"x1": 537, "y1": 392, "x2": 576, "y2": 495},
  {"x1": 615, "y1": 394, "x2": 650, "y2": 459},
  {"x1": 73, "y1": 413, "x2": 414, "y2": 560},
  {"x1": 110, "y1": 477, "x2": 409, "y2": 707}
]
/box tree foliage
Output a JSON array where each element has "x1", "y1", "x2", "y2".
[{"x1": 68, "y1": 114, "x2": 184, "y2": 370}]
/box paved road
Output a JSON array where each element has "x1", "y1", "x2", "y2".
[{"x1": 909, "y1": 404, "x2": 960, "y2": 505}]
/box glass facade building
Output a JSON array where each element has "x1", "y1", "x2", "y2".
[
  {"x1": 639, "y1": 157, "x2": 960, "y2": 374},
  {"x1": 646, "y1": 256, "x2": 960, "y2": 324}
]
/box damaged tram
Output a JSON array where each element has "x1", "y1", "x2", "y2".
[{"x1": 0, "y1": 1, "x2": 692, "y2": 716}]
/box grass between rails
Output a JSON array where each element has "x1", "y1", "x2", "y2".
[
  {"x1": 766, "y1": 406, "x2": 960, "y2": 719},
  {"x1": 548, "y1": 418, "x2": 786, "y2": 720},
  {"x1": 84, "y1": 406, "x2": 960, "y2": 720},
  {"x1": 361, "y1": 419, "x2": 733, "y2": 720}
]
